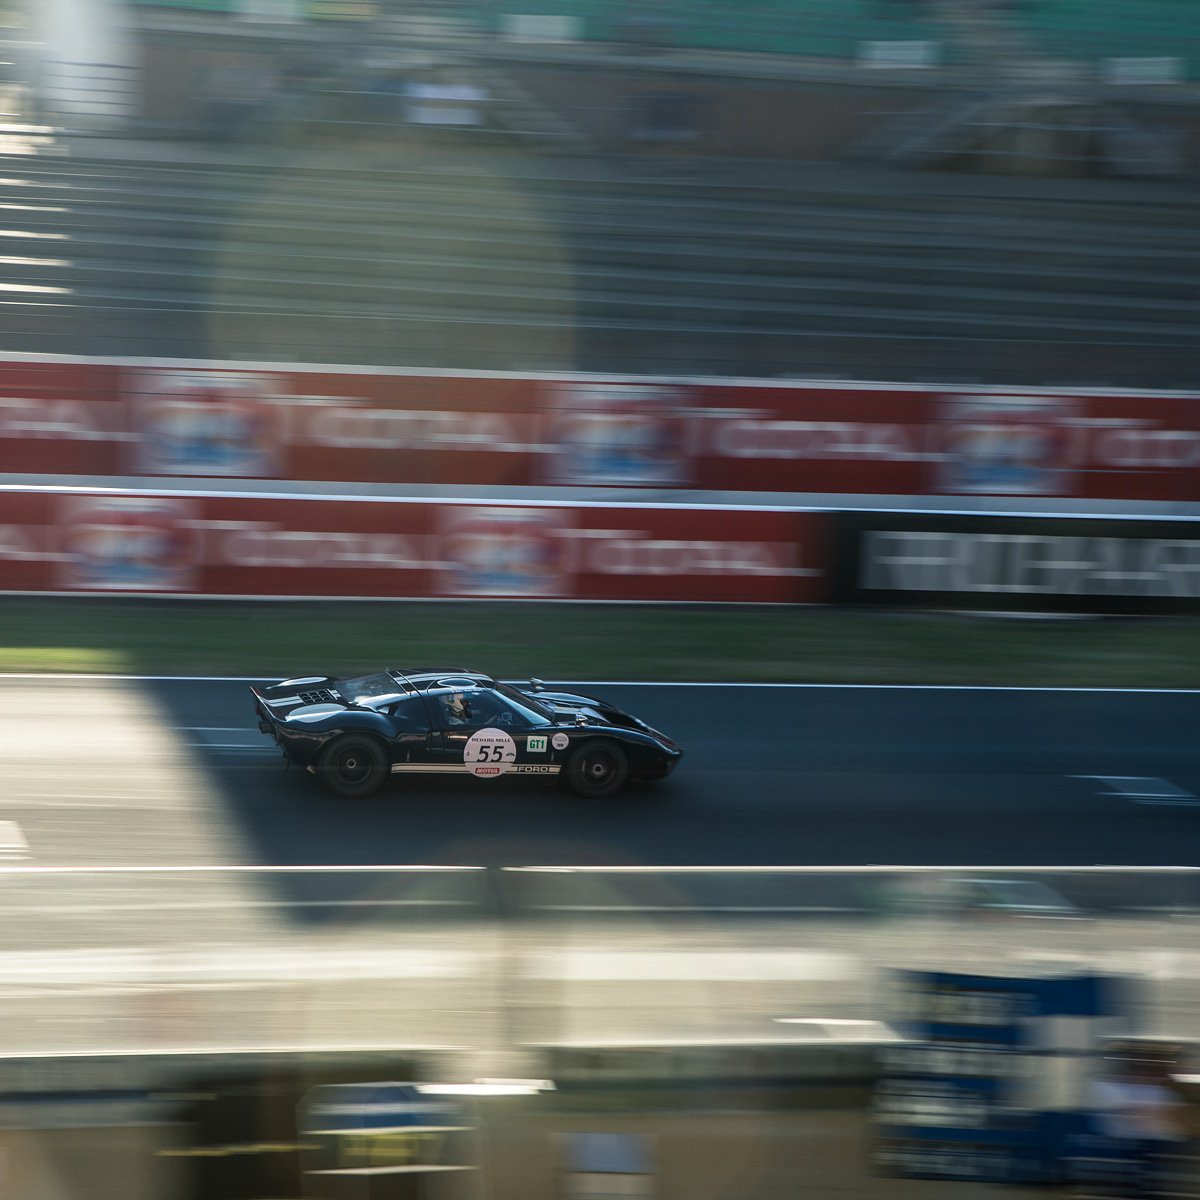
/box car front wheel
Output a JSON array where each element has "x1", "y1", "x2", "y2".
[
  {"x1": 565, "y1": 740, "x2": 628, "y2": 798},
  {"x1": 318, "y1": 735, "x2": 388, "y2": 799}
]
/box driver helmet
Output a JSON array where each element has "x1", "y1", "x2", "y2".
[{"x1": 447, "y1": 692, "x2": 472, "y2": 722}]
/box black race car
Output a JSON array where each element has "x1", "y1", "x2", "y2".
[{"x1": 251, "y1": 669, "x2": 682, "y2": 799}]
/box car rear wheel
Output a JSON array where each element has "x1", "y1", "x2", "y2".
[
  {"x1": 319, "y1": 735, "x2": 388, "y2": 800},
  {"x1": 565, "y1": 740, "x2": 628, "y2": 798}
]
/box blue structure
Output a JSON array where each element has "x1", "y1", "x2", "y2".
[{"x1": 875, "y1": 970, "x2": 1134, "y2": 1184}]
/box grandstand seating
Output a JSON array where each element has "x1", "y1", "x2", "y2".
[{"x1": 0, "y1": 141, "x2": 1193, "y2": 387}]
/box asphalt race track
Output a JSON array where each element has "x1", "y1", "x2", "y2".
[
  {"x1": 2, "y1": 675, "x2": 1200, "y2": 1058},
  {"x1": 5, "y1": 677, "x2": 1198, "y2": 870}
]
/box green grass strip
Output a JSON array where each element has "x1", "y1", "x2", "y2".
[{"x1": 0, "y1": 597, "x2": 1197, "y2": 687}]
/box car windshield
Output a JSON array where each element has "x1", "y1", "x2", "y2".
[
  {"x1": 496, "y1": 682, "x2": 555, "y2": 725},
  {"x1": 337, "y1": 672, "x2": 407, "y2": 703}
]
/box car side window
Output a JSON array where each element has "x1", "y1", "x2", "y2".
[
  {"x1": 433, "y1": 690, "x2": 525, "y2": 730},
  {"x1": 467, "y1": 692, "x2": 504, "y2": 727},
  {"x1": 388, "y1": 695, "x2": 431, "y2": 731}
]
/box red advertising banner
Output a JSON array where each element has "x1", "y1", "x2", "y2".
[
  {"x1": 0, "y1": 490, "x2": 828, "y2": 603},
  {"x1": 931, "y1": 390, "x2": 1200, "y2": 502},
  {"x1": 0, "y1": 360, "x2": 123, "y2": 475},
  {"x1": 690, "y1": 381, "x2": 933, "y2": 496},
  {"x1": 125, "y1": 366, "x2": 543, "y2": 487},
  {"x1": 1, "y1": 357, "x2": 1197, "y2": 503}
]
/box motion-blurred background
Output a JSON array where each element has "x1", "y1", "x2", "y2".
[
  {"x1": 0, "y1": 2, "x2": 1198, "y2": 1199},
  {"x1": 6, "y1": 0, "x2": 1200, "y2": 382}
]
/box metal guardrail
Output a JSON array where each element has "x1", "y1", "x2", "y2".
[
  {"x1": 1, "y1": 862, "x2": 1196, "y2": 918},
  {"x1": 499, "y1": 865, "x2": 1200, "y2": 917}
]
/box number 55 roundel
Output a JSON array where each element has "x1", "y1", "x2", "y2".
[{"x1": 464, "y1": 728, "x2": 518, "y2": 778}]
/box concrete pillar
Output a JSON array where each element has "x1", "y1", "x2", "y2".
[{"x1": 27, "y1": 0, "x2": 138, "y2": 126}]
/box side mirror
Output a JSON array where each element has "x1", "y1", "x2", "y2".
[{"x1": 529, "y1": 678, "x2": 545, "y2": 691}]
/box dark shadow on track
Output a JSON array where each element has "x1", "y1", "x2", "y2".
[{"x1": 136, "y1": 678, "x2": 1200, "y2": 919}]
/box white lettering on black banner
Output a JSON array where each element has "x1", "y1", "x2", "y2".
[{"x1": 861, "y1": 531, "x2": 1200, "y2": 597}]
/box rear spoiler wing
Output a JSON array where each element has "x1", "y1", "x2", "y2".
[{"x1": 250, "y1": 686, "x2": 274, "y2": 734}]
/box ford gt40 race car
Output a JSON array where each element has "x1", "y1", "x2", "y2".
[{"x1": 251, "y1": 669, "x2": 682, "y2": 799}]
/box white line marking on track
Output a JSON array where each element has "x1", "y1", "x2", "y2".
[
  {"x1": 2, "y1": 674, "x2": 1199, "y2": 694},
  {"x1": 547, "y1": 683, "x2": 1200, "y2": 693},
  {"x1": 181, "y1": 727, "x2": 274, "y2": 752},
  {"x1": 1075, "y1": 776, "x2": 1200, "y2": 806},
  {"x1": 189, "y1": 744, "x2": 276, "y2": 752}
]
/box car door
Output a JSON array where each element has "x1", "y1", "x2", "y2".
[
  {"x1": 381, "y1": 694, "x2": 440, "y2": 772},
  {"x1": 431, "y1": 690, "x2": 559, "y2": 781}
]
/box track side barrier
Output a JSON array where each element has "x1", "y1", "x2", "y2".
[
  {"x1": 498, "y1": 865, "x2": 1200, "y2": 918},
  {"x1": 0, "y1": 487, "x2": 828, "y2": 602},
  {"x1": 832, "y1": 510, "x2": 1200, "y2": 614},
  {"x1": 3, "y1": 355, "x2": 1199, "y2": 502},
  {"x1": 4, "y1": 487, "x2": 1199, "y2": 611}
]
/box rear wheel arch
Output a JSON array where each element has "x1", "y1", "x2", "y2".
[{"x1": 317, "y1": 732, "x2": 389, "y2": 799}]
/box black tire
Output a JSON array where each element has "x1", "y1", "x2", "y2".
[
  {"x1": 318, "y1": 735, "x2": 388, "y2": 800},
  {"x1": 565, "y1": 740, "x2": 629, "y2": 798}
]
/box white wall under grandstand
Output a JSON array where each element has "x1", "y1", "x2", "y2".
[{"x1": 26, "y1": 0, "x2": 138, "y2": 124}]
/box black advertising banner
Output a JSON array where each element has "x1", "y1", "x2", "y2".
[{"x1": 833, "y1": 512, "x2": 1200, "y2": 614}]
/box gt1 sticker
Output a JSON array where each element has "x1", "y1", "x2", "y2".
[
  {"x1": 464, "y1": 728, "x2": 517, "y2": 778},
  {"x1": 527, "y1": 735, "x2": 548, "y2": 753},
  {"x1": 551, "y1": 732, "x2": 570, "y2": 750}
]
